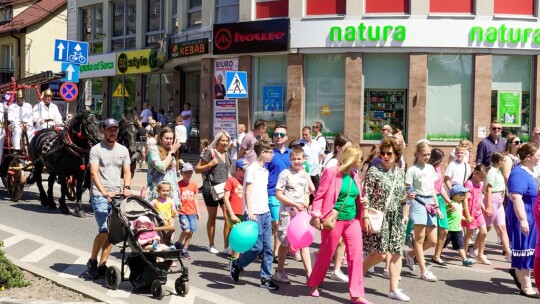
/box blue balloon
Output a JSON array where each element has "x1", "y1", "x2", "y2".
[{"x1": 229, "y1": 221, "x2": 258, "y2": 253}]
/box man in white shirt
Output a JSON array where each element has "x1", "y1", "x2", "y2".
[
  {"x1": 33, "y1": 88, "x2": 63, "y2": 130},
  {"x1": 174, "y1": 115, "x2": 187, "y2": 171},
  {"x1": 312, "y1": 121, "x2": 329, "y2": 154},
  {"x1": 299, "y1": 126, "x2": 325, "y2": 203},
  {"x1": 8, "y1": 89, "x2": 34, "y2": 153},
  {"x1": 181, "y1": 102, "x2": 193, "y2": 137}
]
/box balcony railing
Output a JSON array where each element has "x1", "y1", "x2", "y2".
[{"x1": 0, "y1": 68, "x2": 14, "y2": 85}]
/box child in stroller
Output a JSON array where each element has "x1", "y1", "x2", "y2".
[{"x1": 105, "y1": 195, "x2": 189, "y2": 299}]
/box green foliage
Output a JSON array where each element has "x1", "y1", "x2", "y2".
[{"x1": 0, "y1": 240, "x2": 30, "y2": 289}]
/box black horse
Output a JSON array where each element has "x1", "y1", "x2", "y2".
[
  {"x1": 119, "y1": 108, "x2": 139, "y2": 177},
  {"x1": 29, "y1": 110, "x2": 101, "y2": 216}
]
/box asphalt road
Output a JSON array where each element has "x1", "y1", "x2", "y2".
[{"x1": 0, "y1": 168, "x2": 537, "y2": 304}]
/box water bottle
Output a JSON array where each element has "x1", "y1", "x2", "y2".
[{"x1": 406, "y1": 186, "x2": 414, "y2": 205}]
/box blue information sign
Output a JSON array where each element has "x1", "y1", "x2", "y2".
[
  {"x1": 225, "y1": 71, "x2": 248, "y2": 99},
  {"x1": 54, "y1": 39, "x2": 89, "y2": 64}
]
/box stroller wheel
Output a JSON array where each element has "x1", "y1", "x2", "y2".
[
  {"x1": 175, "y1": 278, "x2": 189, "y2": 297},
  {"x1": 105, "y1": 266, "x2": 121, "y2": 290},
  {"x1": 151, "y1": 279, "x2": 165, "y2": 299}
]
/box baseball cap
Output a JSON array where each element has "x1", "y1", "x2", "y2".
[
  {"x1": 450, "y1": 184, "x2": 469, "y2": 198},
  {"x1": 236, "y1": 158, "x2": 249, "y2": 170},
  {"x1": 102, "y1": 118, "x2": 119, "y2": 129},
  {"x1": 181, "y1": 162, "x2": 194, "y2": 172},
  {"x1": 288, "y1": 139, "x2": 305, "y2": 148}
]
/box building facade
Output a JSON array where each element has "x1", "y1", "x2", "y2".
[{"x1": 74, "y1": 0, "x2": 540, "y2": 160}]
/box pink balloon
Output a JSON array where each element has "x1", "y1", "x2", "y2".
[{"x1": 287, "y1": 211, "x2": 316, "y2": 248}]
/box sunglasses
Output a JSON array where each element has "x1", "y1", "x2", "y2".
[
  {"x1": 312, "y1": 126, "x2": 319, "y2": 129},
  {"x1": 273, "y1": 132, "x2": 286, "y2": 138},
  {"x1": 379, "y1": 151, "x2": 394, "y2": 157},
  {"x1": 492, "y1": 127, "x2": 502, "y2": 131},
  {"x1": 512, "y1": 141, "x2": 521, "y2": 145}
]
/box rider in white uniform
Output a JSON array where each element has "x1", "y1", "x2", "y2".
[
  {"x1": 8, "y1": 89, "x2": 35, "y2": 153},
  {"x1": 33, "y1": 88, "x2": 63, "y2": 130}
]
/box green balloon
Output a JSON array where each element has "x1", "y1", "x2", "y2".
[{"x1": 229, "y1": 221, "x2": 258, "y2": 253}]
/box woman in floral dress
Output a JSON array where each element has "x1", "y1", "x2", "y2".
[{"x1": 362, "y1": 137, "x2": 410, "y2": 302}]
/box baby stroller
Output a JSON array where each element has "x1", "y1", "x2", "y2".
[{"x1": 105, "y1": 195, "x2": 189, "y2": 299}]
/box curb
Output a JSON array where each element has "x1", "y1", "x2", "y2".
[{"x1": 6, "y1": 253, "x2": 129, "y2": 304}]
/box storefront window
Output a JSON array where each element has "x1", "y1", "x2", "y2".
[
  {"x1": 305, "y1": 54, "x2": 345, "y2": 138},
  {"x1": 87, "y1": 78, "x2": 104, "y2": 120},
  {"x1": 253, "y1": 55, "x2": 287, "y2": 130},
  {"x1": 110, "y1": 75, "x2": 136, "y2": 121},
  {"x1": 111, "y1": 0, "x2": 136, "y2": 51},
  {"x1": 491, "y1": 55, "x2": 532, "y2": 141},
  {"x1": 426, "y1": 54, "x2": 472, "y2": 142},
  {"x1": 363, "y1": 53, "x2": 409, "y2": 141},
  {"x1": 144, "y1": 73, "x2": 174, "y2": 125}
]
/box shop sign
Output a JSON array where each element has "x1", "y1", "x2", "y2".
[
  {"x1": 213, "y1": 19, "x2": 289, "y2": 55},
  {"x1": 213, "y1": 99, "x2": 238, "y2": 139},
  {"x1": 170, "y1": 38, "x2": 209, "y2": 58},
  {"x1": 291, "y1": 19, "x2": 540, "y2": 50},
  {"x1": 80, "y1": 53, "x2": 117, "y2": 79},
  {"x1": 214, "y1": 58, "x2": 238, "y2": 100},
  {"x1": 116, "y1": 49, "x2": 152, "y2": 75},
  {"x1": 497, "y1": 91, "x2": 521, "y2": 127}
]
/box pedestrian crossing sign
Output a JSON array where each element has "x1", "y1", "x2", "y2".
[{"x1": 225, "y1": 71, "x2": 248, "y2": 99}]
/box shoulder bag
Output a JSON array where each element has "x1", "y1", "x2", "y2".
[
  {"x1": 365, "y1": 167, "x2": 399, "y2": 234},
  {"x1": 311, "y1": 176, "x2": 352, "y2": 230}
]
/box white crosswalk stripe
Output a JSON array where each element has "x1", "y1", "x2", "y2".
[
  {"x1": 2, "y1": 233, "x2": 28, "y2": 247},
  {"x1": 59, "y1": 256, "x2": 89, "y2": 278},
  {"x1": 20, "y1": 243, "x2": 59, "y2": 263}
]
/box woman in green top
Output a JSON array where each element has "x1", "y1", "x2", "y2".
[{"x1": 362, "y1": 137, "x2": 410, "y2": 302}]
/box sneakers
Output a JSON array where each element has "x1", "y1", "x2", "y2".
[
  {"x1": 330, "y1": 269, "x2": 349, "y2": 283},
  {"x1": 383, "y1": 268, "x2": 390, "y2": 279},
  {"x1": 388, "y1": 289, "x2": 411, "y2": 302},
  {"x1": 208, "y1": 245, "x2": 219, "y2": 254},
  {"x1": 181, "y1": 250, "x2": 192, "y2": 260},
  {"x1": 260, "y1": 278, "x2": 279, "y2": 290},
  {"x1": 363, "y1": 252, "x2": 375, "y2": 273},
  {"x1": 404, "y1": 251, "x2": 415, "y2": 271},
  {"x1": 97, "y1": 264, "x2": 107, "y2": 277},
  {"x1": 86, "y1": 259, "x2": 99, "y2": 279},
  {"x1": 229, "y1": 260, "x2": 242, "y2": 282},
  {"x1": 272, "y1": 271, "x2": 290, "y2": 283},
  {"x1": 223, "y1": 247, "x2": 233, "y2": 256},
  {"x1": 469, "y1": 248, "x2": 478, "y2": 258},
  {"x1": 431, "y1": 257, "x2": 449, "y2": 268},
  {"x1": 169, "y1": 244, "x2": 176, "y2": 251},
  {"x1": 420, "y1": 270, "x2": 438, "y2": 282},
  {"x1": 174, "y1": 242, "x2": 184, "y2": 250},
  {"x1": 294, "y1": 252, "x2": 302, "y2": 262},
  {"x1": 476, "y1": 255, "x2": 491, "y2": 265},
  {"x1": 152, "y1": 240, "x2": 161, "y2": 251},
  {"x1": 462, "y1": 258, "x2": 475, "y2": 266}
]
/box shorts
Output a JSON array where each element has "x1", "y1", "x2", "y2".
[
  {"x1": 179, "y1": 214, "x2": 197, "y2": 232},
  {"x1": 91, "y1": 195, "x2": 111, "y2": 233},
  {"x1": 226, "y1": 213, "x2": 244, "y2": 226},
  {"x1": 485, "y1": 192, "x2": 506, "y2": 227},
  {"x1": 202, "y1": 180, "x2": 224, "y2": 207},
  {"x1": 444, "y1": 230, "x2": 464, "y2": 250},
  {"x1": 277, "y1": 209, "x2": 297, "y2": 247},
  {"x1": 409, "y1": 196, "x2": 437, "y2": 227},
  {"x1": 268, "y1": 196, "x2": 281, "y2": 222}
]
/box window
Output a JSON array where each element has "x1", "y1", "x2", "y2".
[
  {"x1": 171, "y1": 0, "x2": 178, "y2": 34},
  {"x1": 0, "y1": 44, "x2": 13, "y2": 83},
  {"x1": 305, "y1": 54, "x2": 345, "y2": 137},
  {"x1": 365, "y1": 0, "x2": 409, "y2": 14},
  {"x1": 111, "y1": 0, "x2": 136, "y2": 51},
  {"x1": 215, "y1": 0, "x2": 239, "y2": 24},
  {"x1": 306, "y1": 0, "x2": 345, "y2": 15},
  {"x1": 253, "y1": 55, "x2": 288, "y2": 124},
  {"x1": 188, "y1": 0, "x2": 202, "y2": 28},
  {"x1": 430, "y1": 0, "x2": 473, "y2": 14},
  {"x1": 144, "y1": 73, "x2": 174, "y2": 120},
  {"x1": 426, "y1": 54, "x2": 472, "y2": 142},
  {"x1": 256, "y1": 0, "x2": 288, "y2": 19},
  {"x1": 491, "y1": 55, "x2": 532, "y2": 141},
  {"x1": 0, "y1": 5, "x2": 13, "y2": 24},
  {"x1": 110, "y1": 76, "x2": 136, "y2": 121},
  {"x1": 146, "y1": 0, "x2": 164, "y2": 47},
  {"x1": 494, "y1": 0, "x2": 534, "y2": 15},
  {"x1": 81, "y1": 5, "x2": 104, "y2": 54}
]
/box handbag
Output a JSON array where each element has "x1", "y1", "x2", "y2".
[
  {"x1": 317, "y1": 177, "x2": 353, "y2": 230},
  {"x1": 365, "y1": 167, "x2": 399, "y2": 234},
  {"x1": 210, "y1": 182, "x2": 226, "y2": 201}
]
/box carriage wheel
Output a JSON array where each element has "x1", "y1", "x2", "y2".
[
  {"x1": 66, "y1": 176, "x2": 76, "y2": 201},
  {"x1": 6, "y1": 158, "x2": 24, "y2": 202},
  {"x1": 151, "y1": 280, "x2": 165, "y2": 299}
]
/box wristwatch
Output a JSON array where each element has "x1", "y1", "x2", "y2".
[{"x1": 124, "y1": 186, "x2": 131, "y2": 190}]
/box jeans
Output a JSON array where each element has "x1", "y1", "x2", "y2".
[{"x1": 236, "y1": 212, "x2": 273, "y2": 279}]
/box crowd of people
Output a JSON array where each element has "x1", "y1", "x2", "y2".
[{"x1": 84, "y1": 114, "x2": 540, "y2": 302}]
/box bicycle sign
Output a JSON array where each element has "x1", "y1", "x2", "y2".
[{"x1": 54, "y1": 39, "x2": 88, "y2": 64}]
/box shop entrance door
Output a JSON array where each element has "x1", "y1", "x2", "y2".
[{"x1": 183, "y1": 70, "x2": 200, "y2": 153}]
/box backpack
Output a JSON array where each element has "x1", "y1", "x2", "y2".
[{"x1": 316, "y1": 135, "x2": 331, "y2": 154}]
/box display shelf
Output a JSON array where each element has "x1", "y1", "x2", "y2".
[{"x1": 363, "y1": 89, "x2": 407, "y2": 140}]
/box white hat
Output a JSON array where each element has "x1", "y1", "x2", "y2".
[{"x1": 131, "y1": 215, "x2": 154, "y2": 230}]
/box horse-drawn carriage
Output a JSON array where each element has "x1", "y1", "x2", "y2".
[{"x1": 0, "y1": 72, "x2": 102, "y2": 217}]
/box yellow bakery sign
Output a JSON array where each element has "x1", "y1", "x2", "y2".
[{"x1": 116, "y1": 49, "x2": 152, "y2": 74}]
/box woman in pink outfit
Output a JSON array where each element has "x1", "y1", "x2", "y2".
[{"x1": 308, "y1": 146, "x2": 372, "y2": 304}]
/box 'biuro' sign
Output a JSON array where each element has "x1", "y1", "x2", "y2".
[
  {"x1": 329, "y1": 23, "x2": 406, "y2": 42},
  {"x1": 469, "y1": 25, "x2": 540, "y2": 44}
]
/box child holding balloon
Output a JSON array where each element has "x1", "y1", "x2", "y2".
[
  {"x1": 223, "y1": 158, "x2": 249, "y2": 259},
  {"x1": 273, "y1": 146, "x2": 312, "y2": 283}
]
